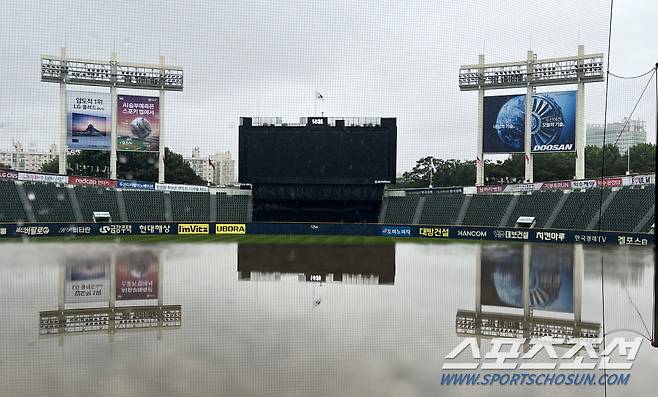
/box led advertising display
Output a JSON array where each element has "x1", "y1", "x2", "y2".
[
  {"x1": 117, "y1": 95, "x2": 160, "y2": 152},
  {"x1": 67, "y1": 91, "x2": 111, "y2": 151},
  {"x1": 483, "y1": 91, "x2": 576, "y2": 153}
]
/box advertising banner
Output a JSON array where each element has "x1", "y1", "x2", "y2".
[
  {"x1": 0, "y1": 170, "x2": 19, "y2": 180},
  {"x1": 65, "y1": 258, "x2": 111, "y2": 304},
  {"x1": 483, "y1": 91, "x2": 576, "y2": 153},
  {"x1": 504, "y1": 182, "x2": 542, "y2": 193},
  {"x1": 216, "y1": 224, "x2": 246, "y2": 234},
  {"x1": 476, "y1": 184, "x2": 507, "y2": 194},
  {"x1": 540, "y1": 180, "x2": 572, "y2": 190},
  {"x1": 405, "y1": 187, "x2": 464, "y2": 195},
  {"x1": 67, "y1": 91, "x2": 111, "y2": 151},
  {"x1": 18, "y1": 172, "x2": 68, "y2": 184},
  {"x1": 117, "y1": 180, "x2": 156, "y2": 190},
  {"x1": 155, "y1": 183, "x2": 209, "y2": 192},
  {"x1": 178, "y1": 223, "x2": 210, "y2": 234},
  {"x1": 630, "y1": 174, "x2": 655, "y2": 185},
  {"x1": 597, "y1": 177, "x2": 623, "y2": 188},
  {"x1": 117, "y1": 95, "x2": 160, "y2": 152},
  {"x1": 572, "y1": 179, "x2": 596, "y2": 189},
  {"x1": 115, "y1": 250, "x2": 159, "y2": 300},
  {"x1": 69, "y1": 175, "x2": 117, "y2": 188}
]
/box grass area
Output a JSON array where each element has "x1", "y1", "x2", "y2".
[{"x1": 1, "y1": 233, "x2": 463, "y2": 245}]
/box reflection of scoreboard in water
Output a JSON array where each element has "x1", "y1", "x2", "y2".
[
  {"x1": 238, "y1": 244, "x2": 395, "y2": 285},
  {"x1": 39, "y1": 248, "x2": 181, "y2": 337},
  {"x1": 456, "y1": 244, "x2": 600, "y2": 342}
]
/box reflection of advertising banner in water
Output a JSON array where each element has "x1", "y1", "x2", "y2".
[
  {"x1": 481, "y1": 245, "x2": 524, "y2": 308},
  {"x1": 528, "y1": 246, "x2": 573, "y2": 313},
  {"x1": 117, "y1": 95, "x2": 160, "y2": 152},
  {"x1": 483, "y1": 91, "x2": 576, "y2": 153},
  {"x1": 115, "y1": 251, "x2": 159, "y2": 300},
  {"x1": 67, "y1": 91, "x2": 111, "y2": 151},
  {"x1": 480, "y1": 245, "x2": 573, "y2": 313},
  {"x1": 64, "y1": 258, "x2": 110, "y2": 303}
]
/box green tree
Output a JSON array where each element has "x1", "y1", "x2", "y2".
[
  {"x1": 585, "y1": 144, "x2": 626, "y2": 178},
  {"x1": 398, "y1": 143, "x2": 655, "y2": 188},
  {"x1": 534, "y1": 152, "x2": 576, "y2": 181},
  {"x1": 40, "y1": 147, "x2": 206, "y2": 185},
  {"x1": 627, "y1": 143, "x2": 656, "y2": 174}
]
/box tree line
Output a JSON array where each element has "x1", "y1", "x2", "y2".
[
  {"x1": 397, "y1": 143, "x2": 656, "y2": 188},
  {"x1": 40, "y1": 147, "x2": 207, "y2": 185}
]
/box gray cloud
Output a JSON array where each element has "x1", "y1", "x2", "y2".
[{"x1": 0, "y1": 0, "x2": 655, "y2": 172}]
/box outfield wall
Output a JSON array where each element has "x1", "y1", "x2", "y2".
[{"x1": 0, "y1": 222, "x2": 652, "y2": 247}]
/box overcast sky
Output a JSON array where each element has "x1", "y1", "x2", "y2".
[{"x1": 0, "y1": 0, "x2": 656, "y2": 172}]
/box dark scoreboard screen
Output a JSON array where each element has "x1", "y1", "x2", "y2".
[{"x1": 239, "y1": 118, "x2": 396, "y2": 185}]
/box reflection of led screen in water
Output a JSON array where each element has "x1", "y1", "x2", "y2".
[
  {"x1": 480, "y1": 245, "x2": 573, "y2": 313},
  {"x1": 65, "y1": 257, "x2": 111, "y2": 304},
  {"x1": 115, "y1": 250, "x2": 160, "y2": 300}
]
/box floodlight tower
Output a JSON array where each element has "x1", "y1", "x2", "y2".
[
  {"x1": 459, "y1": 46, "x2": 604, "y2": 185},
  {"x1": 40, "y1": 48, "x2": 183, "y2": 182}
]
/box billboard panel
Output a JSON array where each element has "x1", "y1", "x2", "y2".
[
  {"x1": 483, "y1": 91, "x2": 576, "y2": 153},
  {"x1": 64, "y1": 258, "x2": 111, "y2": 304},
  {"x1": 67, "y1": 91, "x2": 111, "y2": 151},
  {"x1": 117, "y1": 95, "x2": 160, "y2": 152},
  {"x1": 115, "y1": 250, "x2": 159, "y2": 300}
]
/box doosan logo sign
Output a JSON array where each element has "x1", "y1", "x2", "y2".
[{"x1": 533, "y1": 144, "x2": 573, "y2": 152}]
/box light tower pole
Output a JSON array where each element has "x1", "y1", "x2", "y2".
[
  {"x1": 575, "y1": 45, "x2": 586, "y2": 179},
  {"x1": 524, "y1": 50, "x2": 534, "y2": 182},
  {"x1": 476, "y1": 54, "x2": 485, "y2": 186},
  {"x1": 58, "y1": 47, "x2": 67, "y2": 175}
]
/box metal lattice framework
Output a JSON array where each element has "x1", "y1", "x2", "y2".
[
  {"x1": 41, "y1": 56, "x2": 183, "y2": 90},
  {"x1": 459, "y1": 53, "x2": 604, "y2": 90},
  {"x1": 456, "y1": 310, "x2": 600, "y2": 341},
  {"x1": 39, "y1": 305, "x2": 182, "y2": 335}
]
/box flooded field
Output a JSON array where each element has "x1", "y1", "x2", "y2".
[{"x1": 0, "y1": 241, "x2": 655, "y2": 396}]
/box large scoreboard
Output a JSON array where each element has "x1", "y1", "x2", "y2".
[{"x1": 238, "y1": 117, "x2": 397, "y2": 185}]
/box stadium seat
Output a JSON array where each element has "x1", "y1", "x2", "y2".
[
  {"x1": 170, "y1": 191, "x2": 210, "y2": 222},
  {"x1": 505, "y1": 191, "x2": 563, "y2": 228},
  {"x1": 461, "y1": 194, "x2": 513, "y2": 227},
  {"x1": 217, "y1": 193, "x2": 249, "y2": 222},
  {"x1": 74, "y1": 185, "x2": 121, "y2": 222},
  {"x1": 122, "y1": 190, "x2": 167, "y2": 222},
  {"x1": 0, "y1": 181, "x2": 28, "y2": 223},
  {"x1": 382, "y1": 196, "x2": 419, "y2": 224},
  {"x1": 23, "y1": 182, "x2": 76, "y2": 223},
  {"x1": 599, "y1": 185, "x2": 655, "y2": 232},
  {"x1": 419, "y1": 194, "x2": 465, "y2": 225},
  {"x1": 551, "y1": 187, "x2": 610, "y2": 231}
]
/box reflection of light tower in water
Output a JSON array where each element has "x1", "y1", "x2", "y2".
[
  {"x1": 457, "y1": 243, "x2": 599, "y2": 348},
  {"x1": 39, "y1": 248, "x2": 181, "y2": 344}
]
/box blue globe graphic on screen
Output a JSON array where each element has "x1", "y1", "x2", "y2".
[{"x1": 495, "y1": 96, "x2": 525, "y2": 151}]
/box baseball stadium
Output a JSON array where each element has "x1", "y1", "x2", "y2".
[{"x1": 0, "y1": 1, "x2": 656, "y2": 396}]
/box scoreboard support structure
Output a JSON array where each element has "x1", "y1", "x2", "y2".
[
  {"x1": 41, "y1": 47, "x2": 183, "y2": 182},
  {"x1": 460, "y1": 45, "x2": 604, "y2": 185}
]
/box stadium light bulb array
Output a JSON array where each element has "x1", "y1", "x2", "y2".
[
  {"x1": 41, "y1": 56, "x2": 183, "y2": 91},
  {"x1": 459, "y1": 53, "x2": 604, "y2": 90}
]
